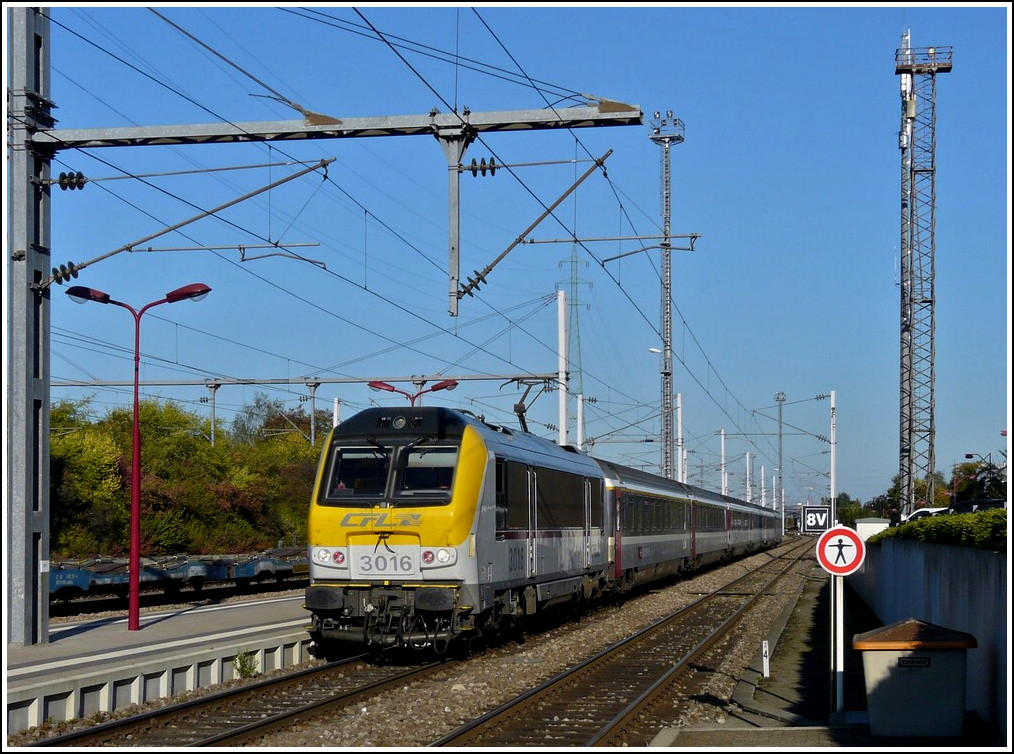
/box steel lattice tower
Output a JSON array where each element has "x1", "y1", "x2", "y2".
[
  {"x1": 650, "y1": 112, "x2": 684, "y2": 479},
  {"x1": 895, "y1": 32, "x2": 952, "y2": 518}
]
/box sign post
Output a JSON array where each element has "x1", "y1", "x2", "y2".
[{"x1": 815, "y1": 525, "x2": 866, "y2": 714}]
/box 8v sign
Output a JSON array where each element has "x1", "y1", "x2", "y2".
[{"x1": 802, "y1": 505, "x2": 831, "y2": 533}]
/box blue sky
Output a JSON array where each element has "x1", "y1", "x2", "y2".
[{"x1": 4, "y1": 3, "x2": 1010, "y2": 505}]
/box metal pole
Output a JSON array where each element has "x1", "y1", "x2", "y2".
[
  {"x1": 830, "y1": 390, "x2": 837, "y2": 522},
  {"x1": 781, "y1": 485, "x2": 785, "y2": 535},
  {"x1": 676, "y1": 393, "x2": 685, "y2": 483},
  {"x1": 576, "y1": 394, "x2": 585, "y2": 450},
  {"x1": 306, "y1": 382, "x2": 320, "y2": 445},
  {"x1": 776, "y1": 392, "x2": 785, "y2": 512},
  {"x1": 833, "y1": 575, "x2": 844, "y2": 712},
  {"x1": 129, "y1": 307, "x2": 143, "y2": 631},
  {"x1": 206, "y1": 383, "x2": 219, "y2": 447},
  {"x1": 558, "y1": 289, "x2": 568, "y2": 446},
  {"x1": 123, "y1": 296, "x2": 173, "y2": 631},
  {"x1": 720, "y1": 429, "x2": 728, "y2": 495}
]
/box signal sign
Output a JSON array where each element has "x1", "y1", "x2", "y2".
[
  {"x1": 815, "y1": 525, "x2": 865, "y2": 576},
  {"x1": 802, "y1": 505, "x2": 831, "y2": 533}
]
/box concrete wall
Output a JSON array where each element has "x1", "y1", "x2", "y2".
[{"x1": 849, "y1": 538, "x2": 1007, "y2": 734}]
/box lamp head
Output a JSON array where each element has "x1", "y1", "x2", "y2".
[
  {"x1": 430, "y1": 379, "x2": 458, "y2": 393},
  {"x1": 166, "y1": 283, "x2": 211, "y2": 303},
  {"x1": 65, "y1": 286, "x2": 110, "y2": 305}
]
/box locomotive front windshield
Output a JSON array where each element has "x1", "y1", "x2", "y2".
[{"x1": 322, "y1": 441, "x2": 458, "y2": 506}]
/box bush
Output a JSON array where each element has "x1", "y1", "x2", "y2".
[
  {"x1": 867, "y1": 508, "x2": 1006, "y2": 552},
  {"x1": 233, "y1": 649, "x2": 258, "y2": 679}
]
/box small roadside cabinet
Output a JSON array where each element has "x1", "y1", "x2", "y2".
[{"x1": 852, "y1": 618, "x2": 977, "y2": 738}]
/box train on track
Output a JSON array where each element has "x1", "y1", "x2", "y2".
[
  {"x1": 49, "y1": 547, "x2": 308, "y2": 601},
  {"x1": 304, "y1": 406, "x2": 783, "y2": 655}
]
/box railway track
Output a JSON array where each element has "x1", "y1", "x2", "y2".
[
  {"x1": 23, "y1": 539, "x2": 811, "y2": 748},
  {"x1": 25, "y1": 652, "x2": 455, "y2": 747},
  {"x1": 432, "y1": 538, "x2": 812, "y2": 747}
]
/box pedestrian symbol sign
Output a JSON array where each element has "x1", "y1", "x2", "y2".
[{"x1": 815, "y1": 525, "x2": 865, "y2": 576}]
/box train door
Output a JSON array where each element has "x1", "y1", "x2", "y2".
[
  {"x1": 689, "y1": 500, "x2": 697, "y2": 562},
  {"x1": 527, "y1": 466, "x2": 538, "y2": 577},
  {"x1": 582, "y1": 478, "x2": 590, "y2": 567},
  {"x1": 613, "y1": 489, "x2": 624, "y2": 579},
  {"x1": 501, "y1": 460, "x2": 533, "y2": 582}
]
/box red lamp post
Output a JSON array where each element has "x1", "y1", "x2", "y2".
[
  {"x1": 368, "y1": 379, "x2": 458, "y2": 406},
  {"x1": 66, "y1": 283, "x2": 211, "y2": 630}
]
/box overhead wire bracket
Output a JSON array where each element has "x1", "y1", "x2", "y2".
[{"x1": 457, "y1": 150, "x2": 613, "y2": 301}]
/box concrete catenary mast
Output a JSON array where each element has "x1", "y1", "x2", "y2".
[{"x1": 895, "y1": 31, "x2": 952, "y2": 518}]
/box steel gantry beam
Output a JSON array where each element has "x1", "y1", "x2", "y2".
[{"x1": 31, "y1": 100, "x2": 643, "y2": 317}]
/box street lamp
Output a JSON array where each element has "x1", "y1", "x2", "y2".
[
  {"x1": 368, "y1": 379, "x2": 458, "y2": 406},
  {"x1": 66, "y1": 283, "x2": 211, "y2": 631}
]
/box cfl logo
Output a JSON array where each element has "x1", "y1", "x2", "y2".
[{"x1": 340, "y1": 512, "x2": 423, "y2": 527}]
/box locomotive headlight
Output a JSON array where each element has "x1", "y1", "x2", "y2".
[
  {"x1": 312, "y1": 547, "x2": 346, "y2": 567},
  {"x1": 313, "y1": 547, "x2": 331, "y2": 564},
  {"x1": 420, "y1": 548, "x2": 456, "y2": 568}
]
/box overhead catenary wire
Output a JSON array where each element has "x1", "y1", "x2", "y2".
[{"x1": 45, "y1": 7, "x2": 789, "y2": 479}]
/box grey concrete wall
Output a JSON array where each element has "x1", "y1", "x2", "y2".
[
  {"x1": 849, "y1": 538, "x2": 1007, "y2": 734},
  {"x1": 7, "y1": 630, "x2": 315, "y2": 735}
]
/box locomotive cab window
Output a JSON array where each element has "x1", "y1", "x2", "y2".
[
  {"x1": 324, "y1": 446, "x2": 390, "y2": 501},
  {"x1": 397, "y1": 446, "x2": 457, "y2": 500}
]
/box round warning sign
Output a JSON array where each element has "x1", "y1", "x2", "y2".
[{"x1": 815, "y1": 525, "x2": 865, "y2": 576}]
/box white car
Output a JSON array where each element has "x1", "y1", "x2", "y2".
[{"x1": 901, "y1": 506, "x2": 948, "y2": 523}]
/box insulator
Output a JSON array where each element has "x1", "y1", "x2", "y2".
[
  {"x1": 51, "y1": 262, "x2": 80, "y2": 284},
  {"x1": 57, "y1": 171, "x2": 86, "y2": 190},
  {"x1": 468, "y1": 158, "x2": 496, "y2": 177}
]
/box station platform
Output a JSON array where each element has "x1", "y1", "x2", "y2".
[
  {"x1": 651, "y1": 569, "x2": 1006, "y2": 749},
  {"x1": 5, "y1": 593, "x2": 313, "y2": 736}
]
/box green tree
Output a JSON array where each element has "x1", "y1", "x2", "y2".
[
  {"x1": 881, "y1": 470, "x2": 950, "y2": 522},
  {"x1": 832, "y1": 492, "x2": 868, "y2": 528},
  {"x1": 50, "y1": 419, "x2": 127, "y2": 557},
  {"x1": 231, "y1": 392, "x2": 308, "y2": 444},
  {"x1": 47, "y1": 395, "x2": 308, "y2": 558},
  {"x1": 949, "y1": 457, "x2": 1006, "y2": 503}
]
